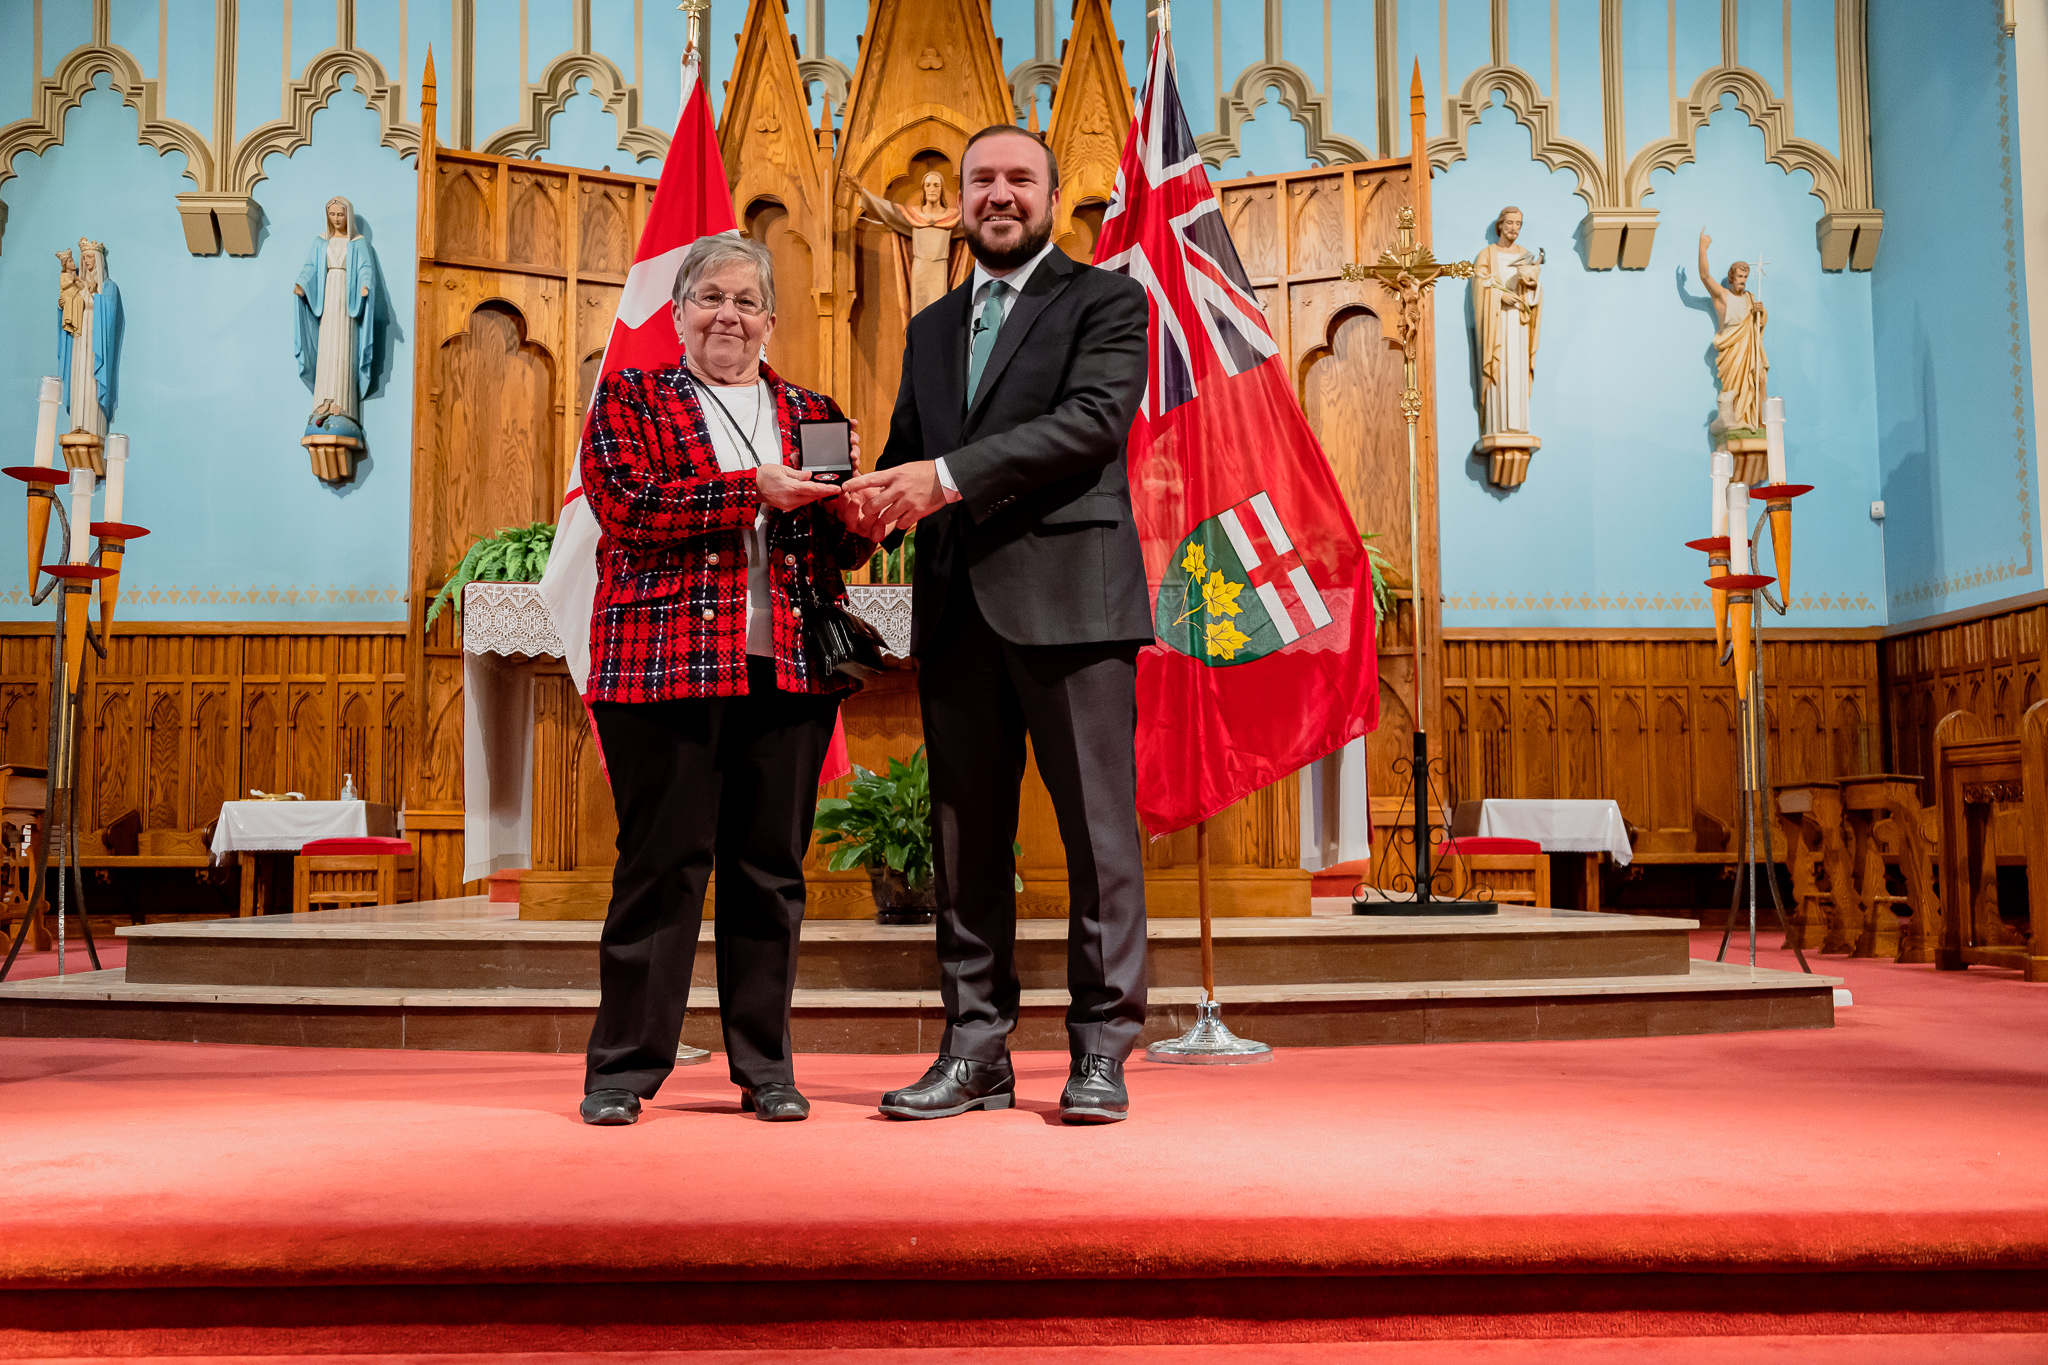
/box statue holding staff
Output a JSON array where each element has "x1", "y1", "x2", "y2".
[
  {"x1": 1472, "y1": 206, "x2": 1543, "y2": 440},
  {"x1": 1699, "y1": 229, "x2": 1769, "y2": 432}
]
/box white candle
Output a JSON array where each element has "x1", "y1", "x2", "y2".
[
  {"x1": 66, "y1": 468, "x2": 95, "y2": 564},
  {"x1": 32, "y1": 377, "x2": 61, "y2": 468},
  {"x1": 1711, "y1": 451, "x2": 1733, "y2": 538},
  {"x1": 104, "y1": 434, "x2": 127, "y2": 525},
  {"x1": 1763, "y1": 396, "x2": 1787, "y2": 485},
  {"x1": 1726, "y1": 482, "x2": 1751, "y2": 575}
]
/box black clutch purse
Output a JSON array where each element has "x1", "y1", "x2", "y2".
[{"x1": 804, "y1": 598, "x2": 888, "y2": 681}]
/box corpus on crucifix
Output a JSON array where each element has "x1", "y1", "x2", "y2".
[{"x1": 842, "y1": 169, "x2": 972, "y2": 322}]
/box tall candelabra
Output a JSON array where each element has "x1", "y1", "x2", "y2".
[
  {"x1": 1692, "y1": 397, "x2": 1811, "y2": 972},
  {"x1": 0, "y1": 389, "x2": 146, "y2": 981}
]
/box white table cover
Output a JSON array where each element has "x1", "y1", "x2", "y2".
[
  {"x1": 1475, "y1": 799, "x2": 1633, "y2": 866},
  {"x1": 458, "y1": 581, "x2": 914, "y2": 885},
  {"x1": 210, "y1": 801, "x2": 394, "y2": 861}
]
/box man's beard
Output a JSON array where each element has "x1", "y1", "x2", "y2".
[{"x1": 965, "y1": 207, "x2": 1054, "y2": 271}]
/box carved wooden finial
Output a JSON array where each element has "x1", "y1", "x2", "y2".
[
  {"x1": 1027, "y1": 97, "x2": 1041, "y2": 136},
  {"x1": 1409, "y1": 59, "x2": 1423, "y2": 114},
  {"x1": 421, "y1": 45, "x2": 438, "y2": 118}
]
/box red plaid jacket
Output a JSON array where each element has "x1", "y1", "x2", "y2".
[{"x1": 580, "y1": 362, "x2": 879, "y2": 703}]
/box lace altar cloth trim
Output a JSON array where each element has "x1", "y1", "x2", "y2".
[
  {"x1": 461, "y1": 582, "x2": 565, "y2": 658},
  {"x1": 846, "y1": 585, "x2": 912, "y2": 659},
  {"x1": 460, "y1": 581, "x2": 915, "y2": 660}
]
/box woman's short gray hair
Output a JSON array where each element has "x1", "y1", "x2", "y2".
[{"x1": 673, "y1": 232, "x2": 776, "y2": 316}]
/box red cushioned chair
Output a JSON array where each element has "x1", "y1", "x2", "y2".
[
  {"x1": 1433, "y1": 836, "x2": 1550, "y2": 907},
  {"x1": 292, "y1": 837, "x2": 417, "y2": 915}
]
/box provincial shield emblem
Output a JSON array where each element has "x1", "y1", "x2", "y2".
[{"x1": 1154, "y1": 491, "x2": 1335, "y2": 666}]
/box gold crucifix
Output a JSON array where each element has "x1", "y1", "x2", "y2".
[{"x1": 1337, "y1": 206, "x2": 1473, "y2": 731}]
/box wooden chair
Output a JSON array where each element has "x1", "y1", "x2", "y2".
[
  {"x1": 1932, "y1": 704, "x2": 2048, "y2": 981},
  {"x1": 1434, "y1": 836, "x2": 1551, "y2": 906},
  {"x1": 292, "y1": 837, "x2": 418, "y2": 915}
]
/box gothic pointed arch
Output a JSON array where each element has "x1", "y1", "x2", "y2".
[
  {"x1": 228, "y1": 46, "x2": 419, "y2": 195},
  {"x1": 0, "y1": 43, "x2": 214, "y2": 192},
  {"x1": 1425, "y1": 63, "x2": 1609, "y2": 210},
  {"x1": 1044, "y1": 0, "x2": 1134, "y2": 259},
  {"x1": 721, "y1": 0, "x2": 834, "y2": 389},
  {"x1": 480, "y1": 50, "x2": 669, "y2": 164},
  {"x1": 1623, "y1": 65, "x2": 1846, "y2": 211},
  {"x1": 1193, "y1": 60, "x2": 1368, "y2": 171}
]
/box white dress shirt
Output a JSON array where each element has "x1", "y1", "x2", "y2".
[{"x1": 936, "y1": 238, "x2": 1062, "y2": 503}]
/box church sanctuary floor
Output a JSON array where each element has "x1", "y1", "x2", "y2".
[
  {"x1": 0, "y1": 897, "x2": 1836, "y2": 1052},
  {"x1": 1, "y1": 940, "x2": 2042, "y2": 1358}
]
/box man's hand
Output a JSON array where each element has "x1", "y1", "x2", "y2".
[
  {"x1": 842, "y1": 460, "x2": 944, "y2": 536},
  {"x1": 758, "y1": 462, "x2": 841, "y2": 511}
]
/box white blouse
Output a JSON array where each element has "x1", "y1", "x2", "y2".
[{"x1": 696, "y1": 378, "x2": 778, "y2": 658}]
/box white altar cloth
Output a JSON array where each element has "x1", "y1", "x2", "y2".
[
  {"x1": 1475, "y1": 798, "x2": 1633, "y2": 866},
  {"x1": 210, "y1": 800, "x2": 397, "y2": 861}
]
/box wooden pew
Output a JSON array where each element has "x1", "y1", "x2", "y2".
[
  {"x1": 1933, "y1": 704, "x2": 2048, "y2": 981},
  {"x1": 1838, "y1": 774, "x2": 1940, "y2": 964}
]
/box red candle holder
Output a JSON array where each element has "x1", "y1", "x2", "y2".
[
  {"x1": 89, "y1": 523, "x2": 147, "y2": 636},
  {"x1": 1750, "y1": 484, "x2": 1812, "y2": 601},
  {"x1": 4, "y1": 466, "x2": 71, "y2": 486},
  {"x1": 8, "y1": 467, "x2": 70, "y2": 587}
]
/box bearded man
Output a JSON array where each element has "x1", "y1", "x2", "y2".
[{"x1": 843, "y1": 125, "x2": 1152, "y2": 1124}]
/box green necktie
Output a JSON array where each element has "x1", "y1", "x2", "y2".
[{"x1": 966, "y1": 279, "x2": 1009, "y2": 405}]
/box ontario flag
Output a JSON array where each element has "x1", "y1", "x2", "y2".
[
  {"x1": 537, "y1": 43, "x2": 850, "y2": 783},
  {"x1": 1094, "y1": 31, "x2": 1377, "y2": 835}
]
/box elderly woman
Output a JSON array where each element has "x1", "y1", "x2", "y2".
[{"x1": 578, "y1": 234, "x2": 877, "y2": 1127}]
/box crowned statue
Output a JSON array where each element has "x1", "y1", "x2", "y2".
[
  {"x1": 1699, "y1": 230, "x2": 1768, "y2": 434},
  {"x1": 57, "y1": 238, "x2": 121, "y2": 443},
  {"x1": 293, "y1": 196, "x2": 386, "y2": 470},
  {"x1": 844, "y1": 169, "x2": 972, "y2": 322},
  {"x1": 1471, "y1": 207, "x2": 1543, "y2": 487}
]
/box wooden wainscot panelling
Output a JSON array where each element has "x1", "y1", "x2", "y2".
[
  {"x1": 1441, "y1": 629, "x2": 1883, "y2": 866},
  {"x1": 1884, "y1": 599, "x2": 2046, "y2": 778}
]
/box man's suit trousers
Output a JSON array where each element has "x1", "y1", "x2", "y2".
[{"x1": 919, "y1": 586, "x2": 1148, "y2": 1063}]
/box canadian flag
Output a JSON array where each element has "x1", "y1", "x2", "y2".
[{"x1": 537, "y1": 45, "x2": 850, "y2": 783}]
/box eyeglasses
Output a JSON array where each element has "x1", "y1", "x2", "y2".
[{"x1": 684, "y1": 289, "x2": 768, "y2": 316}]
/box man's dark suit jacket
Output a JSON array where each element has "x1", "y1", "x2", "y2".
[{"x1": 876, "y1": 245, "x2": 1153, "y2": 652}]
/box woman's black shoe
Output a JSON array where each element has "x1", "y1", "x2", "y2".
[
  {"x1": 580, "y1": 1088, "x2": 642, "y2": 1125},
  {"x1": 741, "y1": 1083, "x2": 812, "y2": 1121}
]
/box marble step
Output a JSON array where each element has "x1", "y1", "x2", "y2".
[
  {"x1": 113, "y1": 897, "x2": 1696, "y2": 992},
  {"x1": 0, "y1": 959, "x2": 1836, "y2": 1053}
]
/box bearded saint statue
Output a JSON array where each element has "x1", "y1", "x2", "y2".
[
  {"x1": 1472, "y1": 206, "x2": 1543, "y2": 439},
  {"x1": 1699, "y1": 229, "x2": 1769, "y2": 432},
  {"x1": 844, "y1": 169, "x2": 972, "y2": 323},
  {"x1": 292, "y1": 196, "x2": 386, "y2": 444},
  {"x1": 57, "y1": 238, "x2": 121, "y2": 437}
]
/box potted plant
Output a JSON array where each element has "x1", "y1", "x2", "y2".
[
  {"x1": 814, "y1": 747, "x2": 936, "y2": 924},
  {"x1": 425, "y1": 520, "x2": 556, "y2": 628}
]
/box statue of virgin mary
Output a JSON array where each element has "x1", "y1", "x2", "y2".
[
  {"x1": 57, "y1": 238, "x2": 121, "y2": 437},
  {"x1": 293, "y1": 196, "x2": 385, "y2": 445}
]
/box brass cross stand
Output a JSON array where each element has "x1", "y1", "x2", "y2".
[{"x1": 1339, "y1": 209, "x2": 1491, "y2": 914}]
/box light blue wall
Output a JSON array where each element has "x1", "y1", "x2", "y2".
[
  {"x1": 0, "y1": 78, "x2": 415, "y2": 620},
  {"x1": 0, "y1": 0, "x2": 2025, "y2": 632},
  {"x1": 1435, "y1": 96, "x2": 1883, "y2": 627},
  {"x1": 1868, "y1": 0, "x2": 2042, "y2": 621}
]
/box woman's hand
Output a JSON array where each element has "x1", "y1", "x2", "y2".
[{"x1": 757, "y1": 462, "x2": 841, "y2": 511}]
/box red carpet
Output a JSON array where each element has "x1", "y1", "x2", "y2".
[
  {"x1": 2, "y1": 937, "x2": 127, "y2": 980},
  {"x1": 3, "y1": 935, "x2": 2044, "y2": 1356}
]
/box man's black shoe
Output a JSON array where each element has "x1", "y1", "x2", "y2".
[
  {"x1": 579, "y1": 1088, "x2": 642, "y2": 1125},
  {"x1": 878, "y1": 1055, "x2": 1016, "y2": 1119},
  {"x1": 1059, "y1": 1055, "x2": 1128, "y2": 1124},
  {"x1": 740, "y1": 1083, "x2": 811, "y2": 1121}
]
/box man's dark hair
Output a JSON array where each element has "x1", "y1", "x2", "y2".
[{"x1": 961, "y1": 124, "x2": 1060, "y2": 191}]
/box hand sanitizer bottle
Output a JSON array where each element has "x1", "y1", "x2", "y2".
[{"x1": 340, "y1": 772, "x2": 357, "y2": 801}]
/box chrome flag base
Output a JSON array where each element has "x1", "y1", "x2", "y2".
[
  {"x1": 677, "y1": 1044, "x2": 711, "y2": 1065},
  {"x1": 1145, "y1": 998, "x2": 1274, "y2": 1065}
]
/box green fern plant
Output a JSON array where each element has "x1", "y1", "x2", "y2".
[
  {"x1": 426, "y1": 521, "x2": 555, "y2": 628},
  {"x1": 1362, "y1": 531, "x2": 1397, "y2": 628}
]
